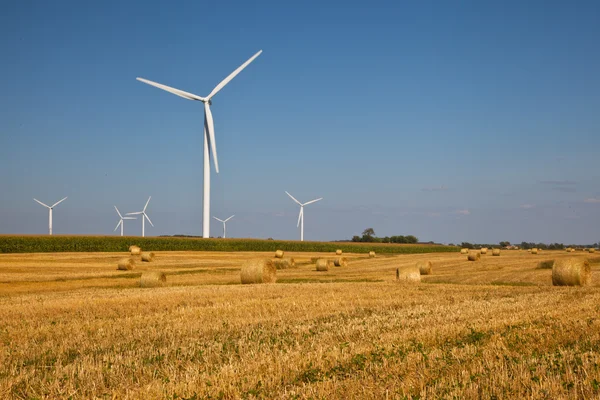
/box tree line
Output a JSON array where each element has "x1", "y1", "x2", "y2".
[
  {"x1": 454, "y1": 241, "x2": 599, "y2": 250},
  {"x1": 350, "y1": 228, "x2": 418, "y2": 244}
]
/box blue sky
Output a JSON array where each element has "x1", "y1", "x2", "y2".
[{"x1": 1, "y1": 0, "x2": 599, "y2": 244}]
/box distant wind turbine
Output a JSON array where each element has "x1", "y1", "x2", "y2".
[
  {"x1": 126, "y1": 197, "x2": 153, "y2": 237},
  {"x1": 285, "y1": 192, "x2": 323, "y2": 241},
  {"x1": 213, "y1": 215, "x2": 235, "y2": 238},
  {"x1": 33, "y1": 197, "x2": 67, "y2": 235},
  {"x1": 136, "y1": 50, "x2": 262, "y2": 239},
  {"x1": 113, "y1": 206, "x2": 136, "y2": 236}
]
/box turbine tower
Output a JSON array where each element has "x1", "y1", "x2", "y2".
[
  {"x1": 113, "y1": 206, "x2": 136, "y2": 236},
  {"x1": 285, "y1": 192, "x2": 323, "y2": 242},
  {"x1": 33, "y1": 197, "x2": 67, "y2": 235},
  {"x1": 213, "y1": 215, "x2": 235, "y2": 238},
  {"x1": 126, "y1": 197, "x2": 153, "y2": 237},
  {"x1": 136, "y1": 50, "x2": 262, "y2": 238}
]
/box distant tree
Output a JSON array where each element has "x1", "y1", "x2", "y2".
[
  {"x1": 405, "y1": 235, "x2": 418, "y2": 244},
  {"x1": 461, "y1": 242, "x2": 474, "y2": 249},
  {"x1": 382, "y1": 236, "x2": 390, "y2": 243},
  {"x1": 362, "y1": 228, "x2": 375, "y2": 237},
  {"x1": 351, "y1": 235, "x2": 361, "y2": 242},
  {"x1": 499, "y1": 241, "x2": 510, "y2": 247}
]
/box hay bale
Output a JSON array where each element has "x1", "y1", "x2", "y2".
[
  {"x1": 536, "y1": 260, "x2": 555, "y2": 269},
  {"x1": 492, "y1": 248, "x2": 500, "y2": 256},
  {"x1": 117, "y1": 257, "x2": 135, "y2": 271},
  {"x1": 552, "y1": 258, "x2": 591, "y2": 286},
  {"x1": 590, "y1": 248, "x2": 596, "y2": 253},
  {"x1": 141, "y1": 252, "x2": 155, "y2": 262},
  {"x1": 480, "y1": 248, "x2": 488, "y2": 254},
  {"x1": 396, "y1": 266, "x2": 421, "y2": 283},
  {"x1": 460, "y1": 248, "x2": 468, "y2": 254},
  {"x1": 272, "y1": 257, "x2": 296, "y2": 270},
  {"x1": 416, "y1": 260, "x2": 432, "y2": 275},
  {"x1": 129, "y1": 245, "x2": 141, "y2": 256},
  {"x1": 531, "y1": 248, "x2": 538, "y2": 254},
  {"x1": 241, "y1": 259, "x2": 277, "y2": 284},
  {"x1": 274, "y1": 250, "x2": 284, "y2": 258},
  {"x1": 310, "y1": 257, "x2": 319, "y2": 263},
  {"x1": 140, "y1": 271, "x2": 167, "y2": 288},
  {"x1": 467, "y1": 251, "x2": 480, "y2": 261},
  {"x1": 334, "y1": 257, "x2": 348, "y2": 267},
  {"x1": 369, "y1": 251, "x2": 376, "y2": 258},
  {"x1": 316, "y1": 259, "x2": 333, "y2": 271},
  {"x1": 335, "y1": 249, "x2": 342, "y2": 255}
]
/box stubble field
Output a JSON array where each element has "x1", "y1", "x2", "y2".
[{"x1": 1, "y1": 249, "x2": 599, "y2": 399}]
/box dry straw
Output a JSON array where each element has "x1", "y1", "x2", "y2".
[
  {"x1": 316, "y1": 259, "x2": 333, "y2": 271},
  {"x1": 531, "y1": 248, "x2": 538, "y2": 254},
  {"x1": 416, "y1": 260, "x2": 432, "y2": 275},
  {"x1": 334, "y1": 257, "x2": 348, "y2": 267},
  {"x1": 369, "y1": 251, "x2": 376, "y2": 258},
  {"x1": 241, "y1": 259, "x2": 277, "y2": 284},
  {"x1": 274, "y1": 250, "x2": 284, "y2": 258},
  {"x1": 536, "y1": 260, "x2": 555, "y2": 269},
  {"x1": 480, "y1": 248, "x2": 488, "y2": 254},
  {"x1": 460, "y1": 248, "x2": 468, "y2": 254},
  {"x1": 141, "y1": 252, "x2": 155, "y2": 262},
  {"x1": 492, "y1": 249, "x2": 500, "y2": 256},
  {"x1": 140, "y1": 271, "x2": 167, "y2": 288},
  {"x1": 396, "y1": 266, "x2": 421, "y2": 283},
  {"x1": 335, "y1": 249, "x2": 342, "y2": 255},
  {"x1": 467, "y1": 251, "x2": 480, "y2": 261},
  {"x1": 117, "y1": 258, "x2": 135, "y2": 271},
  {"x1": 552, "y1": 258, "x2": 591, "y2": 286},
  {"x1": 129, "y1": 245, "x2": 141, "y2": 256},
  {"x1": 272, "y1": 257, "x2": 295, "y2": 270}
]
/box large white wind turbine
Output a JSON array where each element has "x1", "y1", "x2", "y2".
[
  {"x1": 213, "y1": 215, "x2": 235, "y2": 238},
  {"x1": 126, "y1": 197, "x2": 153, "y2": 237},
  {"x1": 136, "y1": 50, "x2": 262, "y2": 239},
  {"x1": 113, "y1": 206, "x2": 136, "y2": 236},
  {"x1": 285, "y1": 192, "x2": 323, "y2": 242},
  {"x1": 33, "y1": 197, "x2": 67, "y2": 235}
]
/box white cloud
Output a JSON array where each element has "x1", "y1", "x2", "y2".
[
  {"x1": 520, "y1": 204, "x2": 535, "y2": 209},
  {"x1": 584, "y1": 198, "x2": 600, "y2": 204},
  {"x1": 455, "y1": 209, "x2": 470, "y2": 215}
]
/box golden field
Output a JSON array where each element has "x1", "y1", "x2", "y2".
[{"x1": 1, "y1": 249, "x2": 599, "y2": 399}]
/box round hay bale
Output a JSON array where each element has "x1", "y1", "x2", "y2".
[
  {"x1": 536, "y1": 260, "x2": 555, "y2": 270},
  {"x1": 272, "y1": 257, "x2": 295, "y2": 270},
  {"x1": 590, "y1": 248, "x2": 596, "y2": 253},
  {"x1": 480, "y1": 248, "x2": 488, "y2": 254},
  {"x1": 396, "y1": 266, "x2": 421, "y2": 283},
  {"x1": 467, "y1": 251, "x2": 480, "y2": 261},
  {"x1": 492, "y1": 249, "x2": 500, "y2": 256},
  {"x1": 316, "y1": 259, "x2": 333, "y2": 271},
  {"x1": 460, "y1": 248, "x2": 468, "y2": 254},
  {"x1": 531, "y1": 248, "x2": 538, "y2": 254},
  {"x1": 140, "y1": 271, "x2": 167, "y2": 288},
  {"x1": 416, "y1": 260, "x2": 432, "y2": 275},
  {"x1": 117, "y1": 257, "x2": 135, "y2": 271},
  {"x1": 335, "y1": 249, "x2": 342, "y2": 255},
  {"x1": 274, "y1": 250, "x2": 284, "y2": 259},
  {"x1": 570, "y1": 248, "x2": 576, "y2": 253},
  {"x1": 552, "y1": 258, "x2": 591, "y2": 287},
  {"x1": 241, "y1": 259, "x2": 277, "y2": 284},
  {"x1": 369, "y1": 251, "x2": 376, "y2": 258},
  {"x1": 334, "y1": 257, "x2": 348, "y2": 267},
  {"x1": 141, "y1": 252, "x2": 155, "y2": 262},
  {"x1": 129, "y1": 245, "x2": 141, "y2": 256}
]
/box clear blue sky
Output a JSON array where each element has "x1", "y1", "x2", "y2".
[{"x1": 1, "y1": 0, "x2": 599, "y2": 244}]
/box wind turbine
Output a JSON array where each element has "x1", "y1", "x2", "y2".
[
  {"x1": 136, "y1": 50, "x2": 262, "y2": 239},
  {"x1": 113, "y1": 206, "x2": 136, "y2": 236},
  {"x1": 126, "y1": 197, "x2": 153, "y2": 237},
  {"x1": 33, "y1": 197, "x2": 67, "y2": 235},
  {"x1": 213, "y1": 215, "x2": 235, "y2": 238},
  {"x1": 285, "y1": 192, "x2": 323, "y2": 242}
]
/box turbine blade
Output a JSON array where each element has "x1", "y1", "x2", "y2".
[
  {"x1": 225, "y1": 215, "x2": 235, "y2": 222},
  {"x1": 144, "y1": 213, "x2": 154, "y2": 227},
  {"x1": 126, "y1": 211, "x2": 143, "y2": 215},
  {"x1": 114, "y1": 206, "x2": 123, "y2": 219},
  {"x1": 123, "y1": 217, "x2": 137, "y2": 220},
  {"x1": 33, "y1": 198, "x2": 50, "y2": 208},
  {"x1": 114, "y1": 219, "x2": 122, "y2": 232},
  {"x1": 204, "y1": 103, "x2": 219, "y2": 173},
  {"x1": 302, "y1": 197, "x2": 323, "y2": 206},
  {"x1": 285, "y1": 191, "x2": 302, "y2": 206},
  {"x1": 297, "y1": 207, "x2": 303, "y2": 228},
  {"x1": 51, "y1": 197, "x2": 68, "y2": 208},
  {"x1": 206, "y1": 50, "x2": 263, "y2": 100},
  {"x1": 136, "y1": 77, "x2": 205, "y2": 101},
  {"x1": 143, "y1": 196, "x2": 151, "y2": 212},
  {"x1": 213, "y1": 216, "x2": 224, "y2": 222}
]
